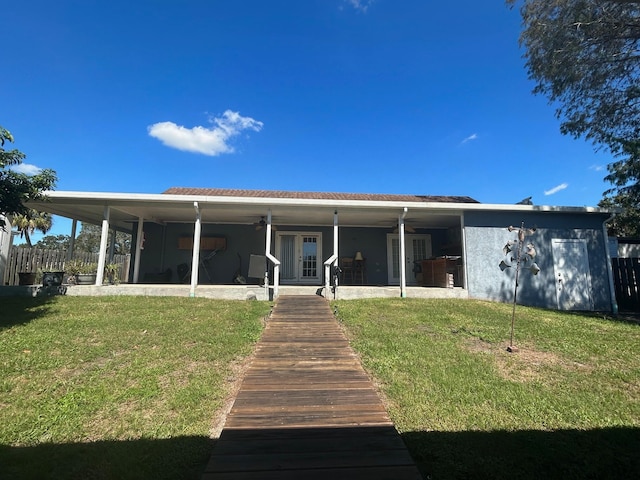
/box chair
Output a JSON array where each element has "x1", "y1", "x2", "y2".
[
  {"x1": 353, "y1": 253, "x2": 366, "y2": 284},
  {"x1": 340, "y1": 257, "x2": 354, "y2": 283}
]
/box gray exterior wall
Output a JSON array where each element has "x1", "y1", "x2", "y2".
[
  {"x1": 132, "y1": 222, "x2": 455, "y2": 286},
  {"x1": 463, "y1": 211, "x2": 612, "y2": 311}
]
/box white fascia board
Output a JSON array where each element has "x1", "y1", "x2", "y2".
[{"x1": 42, "y1": 191, "x2": 612, "y2": 214}]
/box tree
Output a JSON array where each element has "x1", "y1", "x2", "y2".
[
  {"x1": 508, "y1": 1, "x2": 640, "y2": 231},
  {"x1": 34, "y1": 234, "x2": 72, "y2": 251},
  {"x1": 74, "y1": 222, "x2": 131, "y2": 255},
  {"x1": 599, "y1": 191, "x2": 640, "y2": 237},
  {"x1": 12, "y1": 209, "x2": 53, "y2": 247},
  {"x1": 0, "y1": 125, "x2": 57, "y2": 218}
]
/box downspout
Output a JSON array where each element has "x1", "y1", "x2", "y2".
[
  {"x1": 323, "y1": 210, "x2": 339, "y2": 299},
  {"x1": 265, "y1": 209, "x2": 281, "y2": 299},
  {"x1": 603, "y1": 213, "x2": 619, "y2": 314},
  {"x1": 133, "y1": 217, "x2": 144, "y2": 284},
  {"x1": 190, "y1": 202, "x2": 202, "y2": 297},
  {"x1": 96, "y1": 206, "x2": 110, "y2": 286},
  {"x1": 399, "y1": 207, "x2": 408, "y2": 298},
  {"x1": 460, "y1": 213, "x2": 468, "y2": 290}
]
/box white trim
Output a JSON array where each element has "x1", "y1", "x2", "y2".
[{"x1": 39, "y1": 190, "x2": 612, "y2": 214}]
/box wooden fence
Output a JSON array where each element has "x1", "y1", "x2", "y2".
[
  {"x1": 3, "y1": 247, "x2": 129, "y2": 286},
  {"x1": 611, "y1": 257, "x2": 640, "y2": 312}
]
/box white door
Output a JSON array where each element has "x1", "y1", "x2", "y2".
[
  {"x1": 276, "y1": 232, "x2": 322, "y2": 284},
  {"x1": 387, "y1": 234, "x2": 432, "y2": 285},
  {"x1": 552, "y1": 239, "x2": 593, "y2": 310}
]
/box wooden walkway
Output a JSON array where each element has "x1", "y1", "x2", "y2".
[{"x1": 202, "y1": 295, "x2": 422, "y2": 479}]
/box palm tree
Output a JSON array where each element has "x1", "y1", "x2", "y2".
[{"x1": 13, "y1": 209, "x2": 53, "y2": 247}]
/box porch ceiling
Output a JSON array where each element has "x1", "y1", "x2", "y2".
[{"x1": 26, "y1": 191, "x2": 465, "y2": 232}]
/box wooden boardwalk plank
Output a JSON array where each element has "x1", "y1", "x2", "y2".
[{"x1": 202, "y1": 295, "x2": 422, "y2": 479}]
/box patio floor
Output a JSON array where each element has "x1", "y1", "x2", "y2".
[{"x1": 0, "y1": 283, "x2": 468, "y2": 301}]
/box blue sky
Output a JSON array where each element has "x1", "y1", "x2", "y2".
[{"x1": 4, "y1": 0, "x2": 613, "y2": 239}]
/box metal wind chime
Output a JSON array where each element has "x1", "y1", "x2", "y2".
[{"x1": 499, "y1": 222, "x2": 540, "y2": 352}]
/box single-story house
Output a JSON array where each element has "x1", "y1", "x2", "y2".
[{"x1": 17, "y1": 187, "x2": 616, "y2": 312}]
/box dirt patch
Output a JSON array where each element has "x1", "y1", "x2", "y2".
[{"x1": 465, "y1": 338, "x2": 593, "y2": 383}]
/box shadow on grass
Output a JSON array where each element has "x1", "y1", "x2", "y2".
[
  {"x1": 403, "y1": 426, "x2": 640, "y2": 480},
  {"x1": 0, "y1": 295, "x2": 61, "y2": 331},
  {"x1": 0, "y1": 435, "x2": 215, "y2": 480}
]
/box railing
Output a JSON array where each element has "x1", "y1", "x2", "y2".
[{"x1": 3, "y1": 247, "x2": 129, "y2": 286}]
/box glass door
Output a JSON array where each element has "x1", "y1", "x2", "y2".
[
  {"x1": 387, "y1": 234, "x2": 432, "y2": 285},
  {"x1": 276, "y1": 232, "x2": 322, "y2": 284}
]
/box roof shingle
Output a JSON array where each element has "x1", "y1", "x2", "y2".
[{"x1": 163, "y1": 187, "x2": 480, "y2": 204}]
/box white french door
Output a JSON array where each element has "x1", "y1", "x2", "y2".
[
  {"x1": 387, "y1": 234, "x2": 432, "y2": 285},
  {"x1": 276, "y1": 232, "x2": 323, "y2": 284}
]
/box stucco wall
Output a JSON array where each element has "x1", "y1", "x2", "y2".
[
  {"x1": 463, "y1": 211, "x2": 612, "y2": 311},
  {"x1": 131, "y1": 222, "x2": 452, "y2": 286}
]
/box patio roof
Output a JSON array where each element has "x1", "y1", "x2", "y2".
[{"x1": 25, "y1": 188, "x2": 611, "y2": 233}]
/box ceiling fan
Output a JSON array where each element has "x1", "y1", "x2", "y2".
[
  {"x1": 255, "y1": 216, "x2": 277, "y2": 231},
  {"x1": 392, "y1": 222, "x2": 416, "y2": 233}
]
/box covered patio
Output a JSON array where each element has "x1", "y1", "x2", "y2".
[{"x1": 24, "y1": 188, "x2": 473, "y2": 299}]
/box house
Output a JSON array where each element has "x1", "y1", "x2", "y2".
[{"x1": 19, "y1": 187, "x2": 616, "y2": 312}]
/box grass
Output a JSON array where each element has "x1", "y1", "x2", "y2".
[
  {"x1": 3, "y1": 296, "x2": 639, "y2": 479},
  {"x1": 0, "y1": 296, "x2": 270, "y2": 480},
  {"x1": 334, "y1": 298, "x2": 640, "y2": 479}
]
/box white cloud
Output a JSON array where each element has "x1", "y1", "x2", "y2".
[
  {"x1": 544, "y1": 183, "x2": 568, "y2": 196},
  {"x1": 461, "y1": 133, "x2": 478, "y2": 144},
  {"x1": 589, "y1": 164, "x2": 605, "y2": 172},
  {"x1": 10, "y1": 163, "x2": 43, "y2": 175},
  {"x1": 148, "y1": 110, "x2": 264, "y2": 156},
  {"x1": 343, "y1": 0, "x2": 374, "y2": 12}
]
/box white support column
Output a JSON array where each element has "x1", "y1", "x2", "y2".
[
  {"x1": 95, "y1": 206, "x2": 110, "y2": 286},
  {"x1": 265, "y1": 209, "x2": 281, "y2": 299},
  {"x1": 190, "y1": 202, "x2": 202, "y2": 297},
  {"x1": 133, "y1": 217, "x2": 144, "y2": 284},
  {"x1": 399, "y1": 207, "x2": 408, "y2": 298},
  {"x1": 324, "y1": 211, "x2": 339, "y2": 296},
  {"x1": 67, "y1": 219, "x2": 77, "y2": 261}
]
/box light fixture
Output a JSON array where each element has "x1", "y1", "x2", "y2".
[{"x1": 354, "y1": 251, "x2": 364, "y2": 261}]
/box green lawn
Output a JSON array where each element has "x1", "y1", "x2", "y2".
[
  {"x1": 334, "y1": 298, "x2": 640, "y2": 479},
  {"x1": 0, "y1": 296, "x2": 270, "y2": 479},
  {"x1": 2, "y1": 296, "x2": 639, "y2": 479}
]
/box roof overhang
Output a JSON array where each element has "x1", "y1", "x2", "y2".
[{"x1": 25, "y1": 190, "x2": 613, "y2": 233}]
